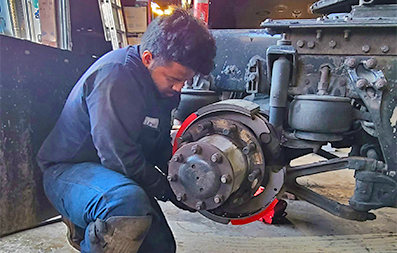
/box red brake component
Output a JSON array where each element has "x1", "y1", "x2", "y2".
[
  {"x1": 230, "y1": 199, "x2": 278, "y2": 225},
  {"x1": 172, "y1": 113, "x2": 278, "y2": 225},
  {"x1": 172, "y1": 113, "x2": 198, "y2": 154}
]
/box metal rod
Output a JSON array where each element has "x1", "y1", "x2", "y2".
[{"x1": 317, "y1": 66, "x2": 330, "y2": 95}]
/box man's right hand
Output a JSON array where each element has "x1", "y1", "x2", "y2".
[{"x1": 164, "y1": 182, "x2": 197, "y2": 212}]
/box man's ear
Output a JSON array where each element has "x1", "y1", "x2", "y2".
[{"x1": 141, "y1": 50, "x2": 153, "y2": 68}]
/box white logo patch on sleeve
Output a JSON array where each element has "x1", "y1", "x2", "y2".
[{"x1": 143, "y1": 116, "x2": 159, "y2": 129}]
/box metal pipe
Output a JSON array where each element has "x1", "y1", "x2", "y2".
[
  {"x1": 317, "y1": 66, "x2": 330, "y2": 95},
  {"x1": 269, "y1": 56, "x2": 291, "y2": 129}
]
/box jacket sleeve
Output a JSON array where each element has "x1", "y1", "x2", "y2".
[{"x1": 85, "y1": 63, "x2": 169, "y2": 199}]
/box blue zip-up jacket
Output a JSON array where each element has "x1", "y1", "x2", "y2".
[{"x1": 37, "y1": 46, "x2": 179, "y2": 199}]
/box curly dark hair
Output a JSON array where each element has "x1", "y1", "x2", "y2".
[{"x1": 140, "y1": 9, "x2": 216, "y2": 75}]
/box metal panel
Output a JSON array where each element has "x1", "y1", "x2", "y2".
[
  {"x1": 211, "y1": 29, "x2": 279, "y2": 91},
  {"x1": 0, "y1": 35, "x2": 96, "y2": 237}
]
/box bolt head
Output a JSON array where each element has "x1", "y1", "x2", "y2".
[
  {"x1": 197, "y1": 124, "x2": 205, "y2": 132},
  {"x1": 172, "y1": 154, "x2": 183, "y2": 163},
  {"x1": 176, "y1": 193, "x2": 186, "y2": 202},
  {"x1": 195, "y1": 201, "x2": 205, "y2": 210},
  {"x1": 381, "y1": 45, "x2": 390, "y2": 53},
  {"x1": 345, "y1": 58, "x2": 357, "y2": 68},
  {"x1": 356, "y1": 79, "x2": 368, "y2": 89},
  {"x1": 196, "y1": 122, "x2": 212, "y2": 132},
  {"x1": 220, "y1": 174, "x2": 231, "y2": 184},
  {"x1": 375, "y1": 79, "x2": 387, "y2": 90},
  {"x1": 242, "y1": 143, "x2": 256, "y2": 155},
  {"x1": 222, "y1": 128, "x2": 230, "y2": 135},
  {"x1": 167, "y1": 174, "x2": 178, "y2": 182},
  {"x1": 307, "y1": 41, "x2": 315, "y2": 49},
  {"x1": 362, "y1": 45, "x2": 371, "y2": 53},
  {"x1": 242, "y1": 146, "x2": 250, "y2": 155},
  {"x1": 297, "y1": 40, "x2": 305, "y2": 48},
  {"x1": 329, "y1": 40, "x2": 337, "y2": 48},
  {"x1": 191, "y1": 144, "x2": 202, "y2": 154},
  {"x1": 365, "y1": 58, "x2": 377, "y2": 69},
  {"x1": 211, "y1": 153, "x2": 223, "y2": 163},
  {"x1": 222, "y1": 125, "x2": 237, "y2": 135},
  {"x1": 214, "y1": 195, "x2": 223, "y2": 204}
]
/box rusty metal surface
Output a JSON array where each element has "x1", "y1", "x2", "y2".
[
  {"x1": 287, "y1": 28, "x2": 396, "y2": 56},
  {"x1": 0, "y1": 35, "x2": 95, "y2": 237},
  {"x1": 211, "y1": 30, "x2": 280, "y2": 92},
  {"x1": 261, "y1": 5, "x2": 397, "y2": 56}
]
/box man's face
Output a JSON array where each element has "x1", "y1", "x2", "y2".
[
  {"x1": 150, "y1": 61, "x2": 195, "y2": 98},
  {"x1": 142, "y1": 51, "x2": 195, "y2": 98}
]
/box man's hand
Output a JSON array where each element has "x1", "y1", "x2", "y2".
[
  {"x1": 149, "y1": 173, "x2": 196, "y2": 212},
  {"x1": 164, "y1": 182, "x2": 197, "y2": 212}
]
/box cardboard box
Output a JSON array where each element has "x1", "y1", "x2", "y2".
[
  {"x1": 127, "y1": 35, "x2": 143, "y2": 45},
  {"x1": 123, "y1": 6, "x2": 147, "y2": 33}
]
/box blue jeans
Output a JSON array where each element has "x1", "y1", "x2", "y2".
[{"x1": 43, "y1": 162, "x2": 176, "y2": 253}]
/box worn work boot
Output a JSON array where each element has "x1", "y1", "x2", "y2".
[
  {"x1": 62, "y1": 216, "x2": 84, "y2": 251},
  {"x1": 89, "y1": 216, "x2": 152, "y2": 253}
]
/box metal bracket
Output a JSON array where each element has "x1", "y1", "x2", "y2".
[
  {"x1": 285, "y1": 157, "x2": 391, "y2": 221},
  {"x1": 345, "y1": 59, "x2": 397, "y2": 175},
  {"x1": 244, "y1": 55, "x2": 269, "y2": 94},
  {"x1": 266, "y1": 44, "x2": 297, "y2": 86}
]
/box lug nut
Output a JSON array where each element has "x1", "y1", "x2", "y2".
[
  {"x1": 191, "y1": 144, "x2": 202, "y2": 154},
  {"x1": 214, "y1": 195, "x2": 224, "y2": 204},
  {"x1": 211, "y1": 153, "x2": 223, "y2": 163},
  {"x1": 172, "y1": 154, "x2": 184, "y2": 163},
  {"x1": 242, "y1": 142, "x2": 256, "y2": 155},
  {"x1": 197, "y1": 121, "x2": 213, "y2": 132},
  {"x1": 222, "y1": 125, "x2": 237, "y2": 135},
  {"x1": 195, "y1": 201, "x2": 205, "y2": 210},
  {"x1": 176, "y1": 193, "x2": 186, "y2": 202},
  {"x1": 356, "y1": 79, "x2": 368, "y2": 89},
  {"x1": 167, "y1": 174, "x2": 178, "y2": 182},
  {"x1": 345, "y1": 58, "x2": 357, "y2": 68},
  {"x1": 220, "y1": 174, "x2": 231, "y2": 184},
  {"x1": 375, "y1": 79, "x2": 387, "y2": 90}
]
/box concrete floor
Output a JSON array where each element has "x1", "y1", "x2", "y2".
[
  {"x1": 1, "y1": 149, "x2": 397, "y2": 253},
  {"x1": 1, "y1": 201, "x2": 396, "y2": 253}
]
